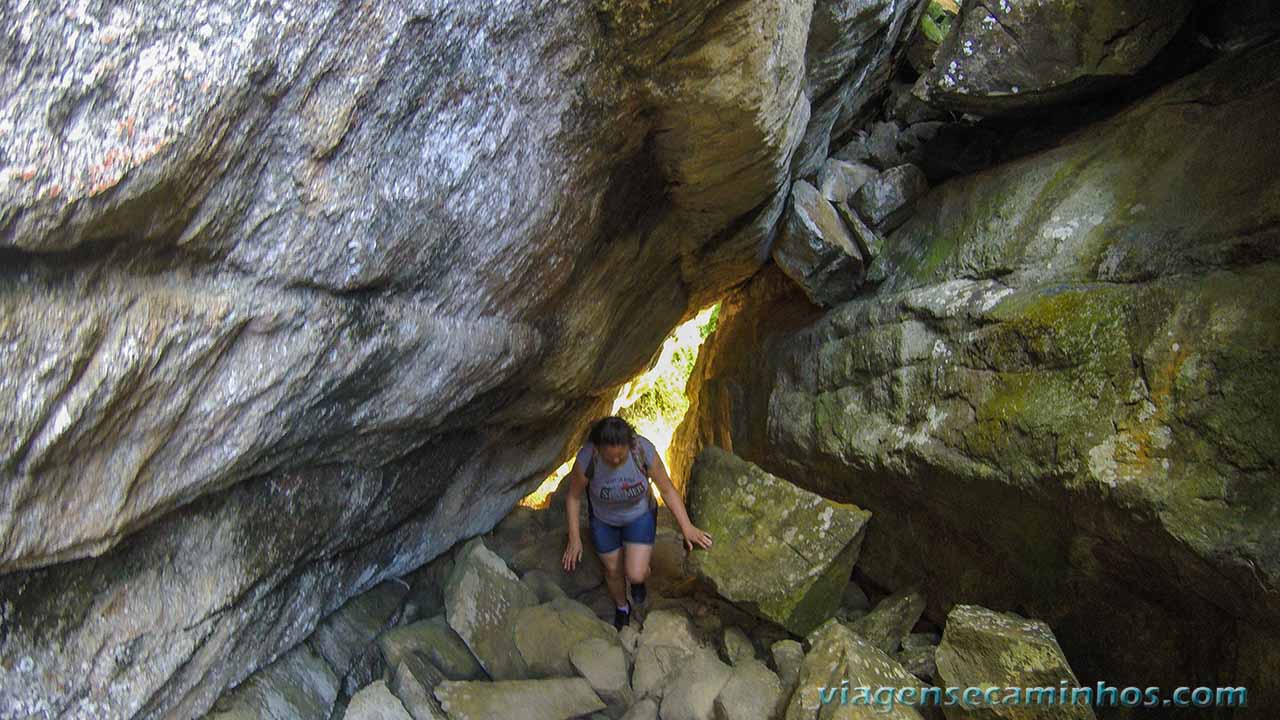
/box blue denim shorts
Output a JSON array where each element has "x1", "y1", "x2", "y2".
[{"x1": 589, "y1": 507, "x2": 657, "y2": 554}]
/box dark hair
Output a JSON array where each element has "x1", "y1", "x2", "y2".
[{"x1": 588, "y1": 415, "x2": 635, "y2": 447}]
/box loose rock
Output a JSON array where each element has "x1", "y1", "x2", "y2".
[
  {"x1": 685, "y1": 446, "x2": 871, "y2": 636},
  {"x1": 433, "y1": 677, "x2": 606, "y2": 720},
  {"x1": 851, "y1": 164, "x2": 929, "y2": 233},
  {"x1": 934, "y1": 605, "x2": 1096, "y2": 719},
  {"x1": 443, "y1": 538, "x2": 539, "y2": 680},
  {"x1": 772, "y1": 179, "x2": 868, "y2": 307}
]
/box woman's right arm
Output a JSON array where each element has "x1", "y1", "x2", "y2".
[{"x1": 562, "y1": 455, "x2": 590, "y2": 571}]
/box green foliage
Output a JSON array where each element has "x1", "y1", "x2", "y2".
[
  {"x1": 921, "y1": 1, "x2": 957, "y2": 45},
  {"x1": 699, "y1": 303, "x2": 720, "y2": 340},
  {"x1": 619, "y1": 372, "x2": 689, "y2": 427},
  {"x1": 619, "y1": 303, "x2": 720, "y2": 429}
]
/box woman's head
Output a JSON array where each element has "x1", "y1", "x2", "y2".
[{"x1": 589, "y1": 416, "x2": 635, "y2": 466}]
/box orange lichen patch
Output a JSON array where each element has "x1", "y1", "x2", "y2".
[
  {"x1": 117, "y1": 116, "x2": 136, "y2": 140},
  {"x1": 19, "y1": 166, "x2": 38, "y2": 181},
  {"x1": 102, "y1": 146, "x2": 124, "y2": 169},
  {"x1": 89, "y1": 177, "x2": 119, "y2": 197},
  {"x1": 134, "y1": 139, "x2": 168, "y2": 164},
  {"x1": 48, "y1": 183, "x2": 62, "y2": 198}
]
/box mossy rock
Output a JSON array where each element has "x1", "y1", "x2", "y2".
[{"x1": 685, "y1": 446, "x2": 871, "y2": 636}]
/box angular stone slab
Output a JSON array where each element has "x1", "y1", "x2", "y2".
[
  {"x1": 380, "y1": 615, "x2": 486, "y2": 682},
  {"x1": 772, "y1": 179, "x2": 867, "y2": 308},
  {"x1": 658, "y1": 646, "x2": 734, "y2": 720},
  {"x1": 388, "y1": 658, "x2": 449, "y2": 720},
  {"x1": 443, "y1": 537, "x2": 539, "y2": 680},
  {"x1": 345, "y1": 679, "x2": 414, "y2": 720},
  {"x1": 570, "y1": 637, "x2": 633, "y2": 718},
  {"x1": 308, "y1": 579, "x2": 410, "y2": 695},
  {"x1": 818, "y1": 159, "x2": 878, "y2": 205},
  {"x1": 935, "y1": 605, "x2": 1096, "y2": 719},
  {"x1": 432, "y1": 677, "x2": 605, "y2": 720},
  {"x1": 851, "y1": 164, "x2": 928, "y2": 234},
  {"x1": 206, "y1": 642, "x2": 339, "y2": 720},
  {"x1": 512, "y1": 599, "x2": 619, "y2": 678},
  {"x1": 785, "y1": 619, "x2": 925, "y2": 720},
  {"x1": 713, "y1": 657, "x2": 784, "y2": 720},
  {"x1": 847, "y1": 589, "x2": 926, "y2": 655},
  {"x1": 685, "y1": 446, "x2": 871, "y2": 636},
  {"x1": 916, "y1": 0, "x2": 1194, "y2": 115}
]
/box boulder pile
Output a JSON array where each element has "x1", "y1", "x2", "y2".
[{"x1": 207, "y1": 446, "x2": 1094, "y2": 720}]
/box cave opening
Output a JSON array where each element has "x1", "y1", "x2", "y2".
[{"x1": 519, "y1": 301, "x2": 722, "y2": 509}]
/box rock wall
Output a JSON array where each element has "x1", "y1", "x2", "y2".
[
  {"x1": 0, "y1": 0, "x2": 928, "y2": 717},
  {"x1": 672, "y1": 39, "x2": 1280, "y2": 714}
]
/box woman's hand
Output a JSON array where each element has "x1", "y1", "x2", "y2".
[
  {"x1": 562, "y1": 536, "x2": 583, "y2": 572},
  {"x1": 681, "y1": 524, "x2": 713, "y2": 551}
]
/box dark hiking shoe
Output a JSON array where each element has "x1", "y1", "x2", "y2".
[
  {"x1": 613, "y1": 604, "x2": 631, "y2": 630},
  {"x1": 630, "y1": 582, "x2": 647, "y2": 608}
]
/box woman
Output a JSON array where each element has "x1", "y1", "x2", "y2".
[{"x1": 560, "y1": 416, "x2": 713, "y2": 629}]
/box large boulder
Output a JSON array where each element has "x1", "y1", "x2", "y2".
[
  {"x1": 670, "y1": 40, "x2": 1280, "y2": 709},
  {"x1": 345, "y1": 679, "x2": 415, "y2": 720},
  {"x1": 508, "y1": 534, "x2": 605, "y2": 597},
  {"x1": 817, "y1": 159, "x2": 878, "y2": 205},
  {"x1": 847, "y1": 589, "x2": 927, "y2": 655},
  {"x1": 443, "y1": 537, "x2": 539, "y2": 680},
  {"x1": 850, "y1": 164, "x2": 929, "y2": 234},
  {"x1": 712, "y1": 658, "x2": 784, "y2": 720},
  {"x1": 784, "y1": 619, "x2": 926, "y2": 720},
  {"x1": 632, "y1": 609, "x2": 705, "y2": 699},
  {"x1": 685, "y1": 446, "x2": 871, "y2": 636},
  {"x1": 570, "y1": 637, "x2": 634, "y2": 718},
  {"x1": 915, "y1": 0, "x2": 1195, "y2": 114},
  {"x1": 378, "y1": 615, "x2": 487, "y2": 682},
  {"x1": 622, "y1": 699, "x2": 662, "y2": 720},
  {"x1": 720, "y1": 626, "x2": 756, "y2": 666},
  {"x1": 0, "y1": 0, "x2": 826, "y2": 712},
  {"x1": 205, "y1": 642, "x2": 340, "y2": 720},
  {"x1": 388, "y1": 658, "x2": 450, "y2": 720},
  {"x1": 934, "y1": 605, "x2": 1095, "y2": 720},
  {"x1": 895, "y1": 644, "x2": 937, "y2": 684},
  {"x1": 512, "y1": 599, "x2": 620, "y2": 678},
  {"x1": 657, "y1": 647, "x2": 735, "y2": 720},
  {"x1": 432, "y1": 677, "x2": 606, "y2": 720},
  {"x1": 772, "y1": 179, "x2": 868, "y2": 308},
  {"x1": 308, "y1": 579, "x2": 410, "y2": 697},
  {"x1": 770, "y1": 639, "x2": 805, "y2": 693}
]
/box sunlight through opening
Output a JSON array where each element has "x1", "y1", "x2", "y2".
[{"x1": 519, "y1": 302, "x2": 721, "y2": 509}]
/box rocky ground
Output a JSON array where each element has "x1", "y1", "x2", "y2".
[{"x1": 207, "y1": 446, "x2": 1093, "y2": 720}]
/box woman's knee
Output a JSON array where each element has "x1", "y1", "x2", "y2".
[{"x1": 625, "y1": 564, "x2": 650, "y2": 584}]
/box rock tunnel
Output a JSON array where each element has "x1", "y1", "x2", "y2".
[{"x1": 1, "y1": 0, "x2": 1277, "y2": 718}]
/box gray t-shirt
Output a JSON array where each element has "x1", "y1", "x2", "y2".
[{"x1": 576, "y1": 436, "x2": 658, "y2": 526}]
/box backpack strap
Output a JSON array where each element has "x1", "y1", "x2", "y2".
[
  {"x1": 631, "y1": 436, "x2": 658, "y2": 512},
  {"x1": 584, "y1": 445, "x2": 596, "y2": 520},
  {"x1": 629, "y1": 436, "x2": 650, "y2": 477}
]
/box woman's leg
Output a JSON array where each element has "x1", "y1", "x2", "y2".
[
  {"x1": 589, "y1": 515, "x2": 628, "y2": 608},
  {"x1": 597, "y1": 549, "x2": 627, "y2": 608},
  {"x1": 622, "y1": 542, "x2": 653, "y2": 587},
  {"x1": 621, "y1": 508, "x2": 657, "y2": 592}
]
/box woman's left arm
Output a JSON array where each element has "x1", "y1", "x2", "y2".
[{"x1": 649, "y1": 452, "x2": 713, "y2": 550}]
